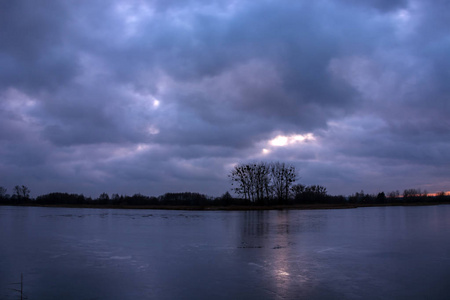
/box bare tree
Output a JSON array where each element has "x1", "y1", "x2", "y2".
[
  {"x1": 230, "y1": 164, "x2": 252, "y2": 201},
  {"x1": 0, "y1": 186, "x2": 6, "y2": 198},
  {"x1": 291, "y1": 183, "x2": 305, "y2": 202},
  {"x1": 14, "y1": 185, "x2": 30, "y2": 200},
  {"x1": 270, "y1": 162, "x2": 296, "y2": 204},
  {"x1": 253, "y1": 162, "x2": 271, "y2": 203}
]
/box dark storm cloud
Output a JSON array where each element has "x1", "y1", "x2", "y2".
[
  {"x1": 38, "y1": 83, "x2": 154, "y2": 146},
  {"x1": 1, "y1": 0, "x2": 450, "y2": 196},
  {"x1": 342, "y1": 0, "x2": 408, "y2": 12},
  {"x1": 0, "y1": 1, "x2": 79, "y2": 91},
  {"x1": 116, "y1": 1, "x2": 371, "y2": 118}
]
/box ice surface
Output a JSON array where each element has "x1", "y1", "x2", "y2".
[{"x1": 1, "y1": 206, "x2": 450, "y2": 299}]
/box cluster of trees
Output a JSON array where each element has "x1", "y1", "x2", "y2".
[
  {"x1": 0, "y1": 187, "x2": 234, "y2": 207},
  {"x1": 8, "y1": 191, "x2": 211, "y2": 207},
  {"x1": 291, "y1": 184, "x2": 330, "y2": 203},
  {"x1": 229, "y1": 162, "x2": 340, "y2": 204},
  {"x1": 0, "y1": 185, "x2": 31, "y2": 204},
  {"x1": 229, "y1": 162, "x2": 297, "y2": 204},
  {"x1": 347, "y1": 189, "x2": 449, "y2": 205}
]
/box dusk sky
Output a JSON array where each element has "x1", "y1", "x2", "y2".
[{"x1": 1, "y1": 0, "x2": 449, "y2": 197}]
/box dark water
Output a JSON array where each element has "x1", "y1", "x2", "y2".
[{"x1": 1, "y1": 205, "x2": 450, "y2": 299}]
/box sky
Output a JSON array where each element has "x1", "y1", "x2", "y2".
[{"x1": 1, "y1": 0, "x2": 449, "y2": 198}]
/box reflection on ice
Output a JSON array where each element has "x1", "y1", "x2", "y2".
[
  {"x1": 110, "y1": 256, "x2": 132, "y2": 260},
  {"x1": 276, "y1": 270, "x2": 290, "y2": 276},
  {"x1": 237, "y1": 210, "x2": 320, "y2": 298}
]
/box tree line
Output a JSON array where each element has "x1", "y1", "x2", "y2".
[
  {"x1": 1, "y1": 162, "x2": 450, "y2": 207},
  {"x1": 0, "y1": 188, "x2": 215, "y2": 207}
]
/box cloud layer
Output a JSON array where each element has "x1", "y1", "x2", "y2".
[{"x1": 1, "y1": 0, "x2": 449, "y2": 197}]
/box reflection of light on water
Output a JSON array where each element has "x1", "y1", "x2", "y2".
[
  {"x1": 240, "y1": 211, "x2": 318, "y2": 298},
  {"x1": 271, "y1": 212, "x2": 294, "y2": 294},
  {"x1": 271, "y1": 256, "x2": 316, "y2": 297},
  {"x1": 276, "y1": 270, "x2": 290, "y2": 276},
  {"x1": 268, "y1": 211, "x2": 318, "y2": 298}
]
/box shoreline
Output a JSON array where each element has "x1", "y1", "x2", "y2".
[{"x1": 2, "y1": 202, "x2": 450, "y2": 211}]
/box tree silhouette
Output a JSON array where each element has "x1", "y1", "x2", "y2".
[
  {"x1": 230, "y1": 161, "x2": 297, "y2": 204},
  {"x1": 0, "y1": 186, "x2": 6, "y2": 198},
  {"x1": 13, "y1": 185, "x2": 30, "y2": 202}
]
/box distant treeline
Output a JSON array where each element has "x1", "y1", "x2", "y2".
[
  {"x1": 1, "y1": 185, "x2": 450, "y2": 208},
  {"x1": 1, "y1": 162, "x2": 450, "y2": 208}
]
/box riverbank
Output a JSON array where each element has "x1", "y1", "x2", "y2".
[{"x1": 2, "y1": 201, "x2": 450, "y2": 211}]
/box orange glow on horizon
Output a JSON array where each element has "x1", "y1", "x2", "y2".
[{"x1": 426, "y1": 191, "x2": 450, "y2": 197}]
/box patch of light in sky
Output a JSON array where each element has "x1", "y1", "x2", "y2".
[
  {"x1": 114, "y1": 1, "x2": 154, "y2": 37},
  {"x1": 1, "y1": 89, "x2": 39, "y2": 125},
  {"x1": 2, "y1": 88, "x2": 37, "y2": 110},
  {"x1": 147, "y1": 125, "x2": 159, "y2": 135},
  {"x1": 269, "y1": 133, "x2": 315, "y2": 147},
  {"x1": 110, "y1": 143, "x2": 151, "y2": 159},
  {"x1": 270, "y1": 136, "x2": 289, "y2": 147},
  {"x1": 396, "y1": 9, "x2": 411, "y2": 22},
  {"x1": 392, "y1": 8, "x2": 416, "y2": 37},
  {"x1": 136, "y1": 144, "x2": 149, "y2": 152}
]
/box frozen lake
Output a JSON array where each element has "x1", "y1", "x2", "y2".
[{"x1": 1, "y1": 205, "x2": 450, "y2": 299}]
